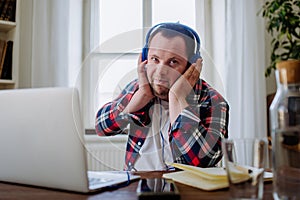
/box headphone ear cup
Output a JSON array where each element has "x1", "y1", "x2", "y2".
[
  {"x1": 189, "y1": 52, "x2": 201, "y2": 64},
  {"x1": 141, "y1": 45, "x2": 148, "y2": 61}
]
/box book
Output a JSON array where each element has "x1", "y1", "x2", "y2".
[
  {"x1": 10, "y1": 0, "x2": 16, "y2": 22},
  {"x1": 0, "y1": 0, "x2": 10, "y2": 20},
  {"x1": 0, "y1": 0, "x2": 6, "y2": 19},
  {"x1": 0, "y1": 0, "x2": 16, "y2": 22},
  {"x1": 4, "y1": 0, "x2": 16, "y2": 22},
  {"x1": 162, "y1": 163, "x2": 273, "y2": 191},
  {"x1": 0, "y1": 40, "x2": 13, "y2": 79},
  {"x1": 0, "y1": 39, "x2": 6, "y2": 77},
  {"x1": 0, "y1": 40, "x2": 7, "y2": 77}
]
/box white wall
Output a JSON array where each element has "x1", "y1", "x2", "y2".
[
  {"x1": 18, "y1": 0, "x2": 33, "y2": 88},
  {"x1": 264, "y1": 31, "x2": 277, "y2": 95}
]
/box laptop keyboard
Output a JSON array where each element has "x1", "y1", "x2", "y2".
[{"x1": 87, "y1": 171, "x2": 141, "y2": 190}]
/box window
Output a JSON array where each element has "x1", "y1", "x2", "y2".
[
  {"x1": 98, "y1": 0, "x2": 143, "y2": 53},
  {"x1": 84, "y1": 0, "x2": 200, "y2": 129},
  {"x1": 152, "y1": 0, "x2": 196, "y2": 27}
]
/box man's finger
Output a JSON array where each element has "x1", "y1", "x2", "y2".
[
  {"x1": 138, "y1": 53, "x2": 148, "y2": 73},
  {"x1": 195, "y1": 58, "x2": 203, "y2": 73}
]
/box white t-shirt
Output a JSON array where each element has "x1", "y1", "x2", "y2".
[{"x1": 134, "y1": 98, "x2": 174, "y2": 171}]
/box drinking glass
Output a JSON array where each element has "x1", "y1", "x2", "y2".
[{"x1": 222, "y1": 138, "x2": 267, "y2": 200}]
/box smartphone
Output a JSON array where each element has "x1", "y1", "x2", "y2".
[{"x1": 136, "y1": 178, "x2": 180, "y2": 200}]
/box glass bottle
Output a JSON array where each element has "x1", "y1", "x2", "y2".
[{"x1": 269, "y1": 60, "x2": 300, "y2": 200}]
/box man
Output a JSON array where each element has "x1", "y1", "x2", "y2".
[{"x1": 95, "y1": 23, "x2": 229, "y2": 171}]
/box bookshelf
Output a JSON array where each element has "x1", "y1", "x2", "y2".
[
  {"x1": 0, "y1": 20, "x2": 15, "y2": 31},
  {"x1": 0, "y1": 0, "x2": 18, "y2": 90}
]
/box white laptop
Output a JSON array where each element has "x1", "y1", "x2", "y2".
[{"x1": 0, "y1": 87, "x2": 139, "y2": 193}]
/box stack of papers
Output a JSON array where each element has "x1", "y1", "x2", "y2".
[{"x1": 162, "y1": 163, "x2": 273, "y2": 191}]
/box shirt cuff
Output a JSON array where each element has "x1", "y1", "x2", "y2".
[{"x1": 171, "y1": 107, "x2": 200, "y2": 131}]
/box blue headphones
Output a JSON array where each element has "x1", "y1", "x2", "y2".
[{"x1": 141, "y1": 22, "x2": 201, "y2": 64}]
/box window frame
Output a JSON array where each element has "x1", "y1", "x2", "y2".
[{"x1": 83, "y1": 0, "x2": 203, "y2": 129}]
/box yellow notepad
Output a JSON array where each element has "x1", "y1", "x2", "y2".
[
  {"x1": 163, "y1": 170, "x2": 229, "y2": 191},
  {"x1": 163, "y1": 163, "x2": 272, "y2": 191},
  {"x1": 163, "y1": 163, "x2": 229, "y2": 191}
]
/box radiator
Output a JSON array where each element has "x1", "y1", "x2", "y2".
[{"x1": 84, "y1": 135, "x2": 127, "y2": 171}]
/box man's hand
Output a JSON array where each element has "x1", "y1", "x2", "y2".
[
  {"x1": 137, "y1": 54, "x2": 155, "y2": 100},
  {"x1": 169, "y1": 58, "x2": 203, "y2": 123},
  {"x1": 123, "y1": 54, "x2": 154, "y2": 113}
]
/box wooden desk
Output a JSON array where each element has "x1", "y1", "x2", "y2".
[{"x1": 0, "y1": 171, "x2": 273, "y2": 200}]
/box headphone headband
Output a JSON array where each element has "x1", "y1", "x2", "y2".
[{"x1": 142, "y1": 22, "x2": 201, "y2": 63}]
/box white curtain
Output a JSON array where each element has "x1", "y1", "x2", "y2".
[
  {"x1": 197, "y1": 0, "x2": 227, "y2": 99},
  {"x1": 224, "y1": 0, "x2": 267, "y2": 139},
  {"x1": 19, "y1": 0, "x2": 83, "y2": 88}
]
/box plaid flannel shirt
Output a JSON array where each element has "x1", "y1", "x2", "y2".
[{"x1": 95, "y1": 78, "x2": 229, "y2": 170}]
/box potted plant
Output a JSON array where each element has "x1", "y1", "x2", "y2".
[{"x1": 261, "y1": 0, "x2": 300, "y2": 77}]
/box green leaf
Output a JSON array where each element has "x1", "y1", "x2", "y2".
[
  {"x1": 261, "y1": 0, "x2": 300, "y2": 77},
  {"x1": 287, "y1": 32, "x2": 292, "y2": 40}
]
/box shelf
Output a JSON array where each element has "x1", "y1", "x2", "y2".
[
  {"x1": 0, "y1": 79, "x2": 14, "y2": 84},
  {"x1": 0, "y1": 20, "x2": 16, "y2": 32},
  {"x1": 0, "y1": 0, "x2": 18, "y2": 90}
]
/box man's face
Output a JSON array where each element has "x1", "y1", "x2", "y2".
[{"x1": 146, "y1": 32, "x2": 188, "y2": 101}]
